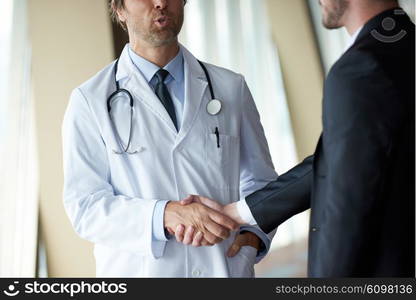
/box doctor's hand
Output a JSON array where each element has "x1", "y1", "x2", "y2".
[
  {"x1": 164, "y1": 201, "x2": 239, "y2": 245},
  {"x1": 173, "y1": 224, "x2": 261, "y2": 256},
  {"x1": 177, "y1": 195, "x2": 255, "y2": 251},
  {"x1": 179, "y1": 195, "x2": 246, "y2": 225}
]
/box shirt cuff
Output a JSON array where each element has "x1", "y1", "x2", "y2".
[
  {"x1": 239, "y1": 225, "x2": 271, "y2": 263},
  {"x1": 236, "y1": 199, "x2": 257, "y2": 225},
  {"x1": 152, "y1": 200, "x2": 170, "y2": 242}
]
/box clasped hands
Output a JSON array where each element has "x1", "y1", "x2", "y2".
[{"x1": 164, "y1": 195, "x2": 261, "y2": 257}]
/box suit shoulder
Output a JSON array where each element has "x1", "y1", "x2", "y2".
[
  {"x1": 325, "y1": 47, "x2": 398, "y2": 111},
  {"x1": 330, "y1": 47, "x2": 381, "y2": 78}
]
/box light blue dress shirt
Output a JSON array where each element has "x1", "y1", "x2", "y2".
[
  {"x1": 128, "y1": 45, "x2": 269, "y2": 259},
  {"x1": 128, "y1": 45, "x2": 185, "y2": 130},
  {"x1": 128, "y1": 45, "x2": 184, "y2": 242}
]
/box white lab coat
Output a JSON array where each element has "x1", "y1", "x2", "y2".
[{"x1": 62, "y1": 45, "x2": 278, "y2": 277}]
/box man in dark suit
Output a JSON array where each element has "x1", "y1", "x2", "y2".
[{"x1": 178, "y1": 0, "x2": 415, "y2": 277}]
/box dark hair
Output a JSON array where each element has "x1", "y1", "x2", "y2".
[{"x1": 109, "y1": 0, "x2": 187, "y2": 31}]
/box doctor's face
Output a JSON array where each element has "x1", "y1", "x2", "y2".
[
  {"x1": 319, "y1": 0, "x2": 349, "y2": 29},
  {"x1": 117, "y1": 0, "x2": 185, "y2": 47}
]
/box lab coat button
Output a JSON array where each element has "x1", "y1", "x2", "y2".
[
  {"x1": 311, "y1": 227, "x2": 318, "y2": 232},
  {"x1": 192, "y1": 269, "x2": 201, "y2": 277}
]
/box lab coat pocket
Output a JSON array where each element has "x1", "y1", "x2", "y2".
[
  {"x1": 205, "y1": 133, "x2": 239, "y2": 189},
  {"x1": 227, "y1": 246, "x2": 257, "y2": 278}
]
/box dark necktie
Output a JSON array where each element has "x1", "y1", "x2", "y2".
[{"x1": 154, "y1": 69, "x2": 178, "y2": 131}]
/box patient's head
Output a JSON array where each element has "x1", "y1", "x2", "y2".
[
  {"x1": 319, "y1": 0, "x2": 349, "y2": 29},
  {"x1": 318, "y1": 0, "x2": 399, "y2": 30}
]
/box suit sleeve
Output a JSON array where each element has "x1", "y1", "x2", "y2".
[
  {"x1": 317, "y1": 52, "x2": 397, "y2": 276},
  {"x1": 246, "y1": 156, "x2": 313, "y2": 233},
  {"x1": 238, "y1": 76, "x2": 279, "y2": 262},
  {"x1": 62, "y1": 88, "x2": 165, "y2": 258}
]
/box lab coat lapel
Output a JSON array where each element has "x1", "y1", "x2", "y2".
[
  {"x1": 116, "y1": 45, "x2": 178, "y2": 135},
  {"x1": 176, "y1": 46, "x2": 208, "y2": 144}
]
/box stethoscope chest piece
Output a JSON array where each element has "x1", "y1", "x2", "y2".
[{"x1": 207, "y1": 99, "x2": 222, "y2": 116}]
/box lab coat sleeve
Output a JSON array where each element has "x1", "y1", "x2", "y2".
[
  {"x1": 152, "y1": 200, "x2": 170, "y2": 242},
  {"x1": 62, "y1": 88, "x2": 162, "y2": 257},
  {"x1": 238, "y1": 76, "x2": 279, "y2": 262}
]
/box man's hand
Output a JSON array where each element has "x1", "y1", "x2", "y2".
[
  {"x1": 180, "y1": 195, "x2": 246, "y2": 225},
  {"x1": 164, "y1": 201, "x2": 239, "y2": 245},
  {"x1": 227, "y1": 231, "x2": 261, "y2": 257},
  {"x1": 175, "y1": 195, "x2": 262, "y2": 256}
]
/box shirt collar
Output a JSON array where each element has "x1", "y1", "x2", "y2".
[
  {"x1": 345, "y1": 26, "x2": 363, "y2": 51},
  {"x1": 351, "y1": 26, "x2": 363, "y2": 42},
  {"x1": 128, "y1": 44, "x2": 184, "y2": 83}
]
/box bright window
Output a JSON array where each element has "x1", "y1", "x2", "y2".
[
  {"x1": 179, "y1": 0, "x2": 310, "y2": 262},
  {"x1": 0, "y1": 0, "x2": 38, "y2": 277}
]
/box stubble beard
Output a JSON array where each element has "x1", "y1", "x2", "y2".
[
  {"x1": 131, "y1": 10, "x2": 184, "y2": 47},
  {"x1": 322, "y1": 0, "x2": 348, "y2": 29}
]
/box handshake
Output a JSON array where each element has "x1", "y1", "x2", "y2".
[{"x1": 164, "y1": 196, "x2": 260, "y2": 256}]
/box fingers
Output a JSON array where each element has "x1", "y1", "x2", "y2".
[
  {"x1": 179, "y1": 230, "x2": 213, "y2": 247},
  {"x1": 179, "y1": 195, "x2": 223, "y2": 213},
  {"x1": 167, "y1": 227, "x2": 175, "y2": 235},
  {"x1": 227, "y1": 242, "x2": 242, "y2": 257},
  {"x1": 182, "y1": 226, "x2": 195, "y2": 245},
  {"x1": 227, "y1": 234, "x2": 244, "y2": 257},
  {"x1": 204, "y1": 220, "x2": 230, "y2": 240},
  {"x1": 201, "y1": 238, "x2": 213, "y2": 247},
  {"x1": 200, "y1": 239, "x2": 211, "y2": 246},
  {"x1": 173, "y1": 200, "x2": 238, "y2": 247},
  {"x1": 175, "y1": 224, "x2": 185, "y2": 243},
  {"x1": 208, "y1": 210, "x2": 239, "y2": 231},
  {"x1": 177, "y1": 225, "x2": 226, "y2": 247},
  {"x1": 198, "y1": 196, "x2": 223, "y2": 211},
  {"x1": 192, "y1": 231, "x2": 203, "y2": 247},
  {"x1": 202, "y1": 230, "x2": 223, "y2": 245},
  {"x1": 176, "y1": 228, "x2": 214, "y2": 247}
]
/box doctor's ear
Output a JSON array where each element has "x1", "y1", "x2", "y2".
[
  {"x1": 110, "y1": 0, "x2": 128, "y2": 31},
  {"x1": 116, "y1": 9, "x2": 127, "y2": 24}
]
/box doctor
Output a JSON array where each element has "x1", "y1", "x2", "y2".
[{"x1": 62, "y1": 0, "x2": 277, "y2": 277}]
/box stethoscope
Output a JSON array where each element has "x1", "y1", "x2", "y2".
[{"x1": 107, "y1": 58, "x2": 223, "y2": 154}]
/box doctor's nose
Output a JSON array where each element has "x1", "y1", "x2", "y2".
[{"x1": 153, "y1": 0, "x2": 168, "y2": 10}]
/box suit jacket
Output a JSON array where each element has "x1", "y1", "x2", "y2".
[{"x1": 246, "y1": 8, "x2": 415, "y2": 277}]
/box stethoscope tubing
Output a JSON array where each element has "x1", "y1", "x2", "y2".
[{"x1": 107, "y1": 58, "x2": 218, "y2": 154}]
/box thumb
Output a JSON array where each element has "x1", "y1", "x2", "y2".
[
  {"x1": 227, "y1": 240, "x2": 242, "y2": 257},
  {"x1": 199, "y1": 196, "x2": 223, "y2": 212}
]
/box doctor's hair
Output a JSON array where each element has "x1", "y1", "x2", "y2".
[{"x1": 109, "y1": 0, "x2": 188, "y2": 31}]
